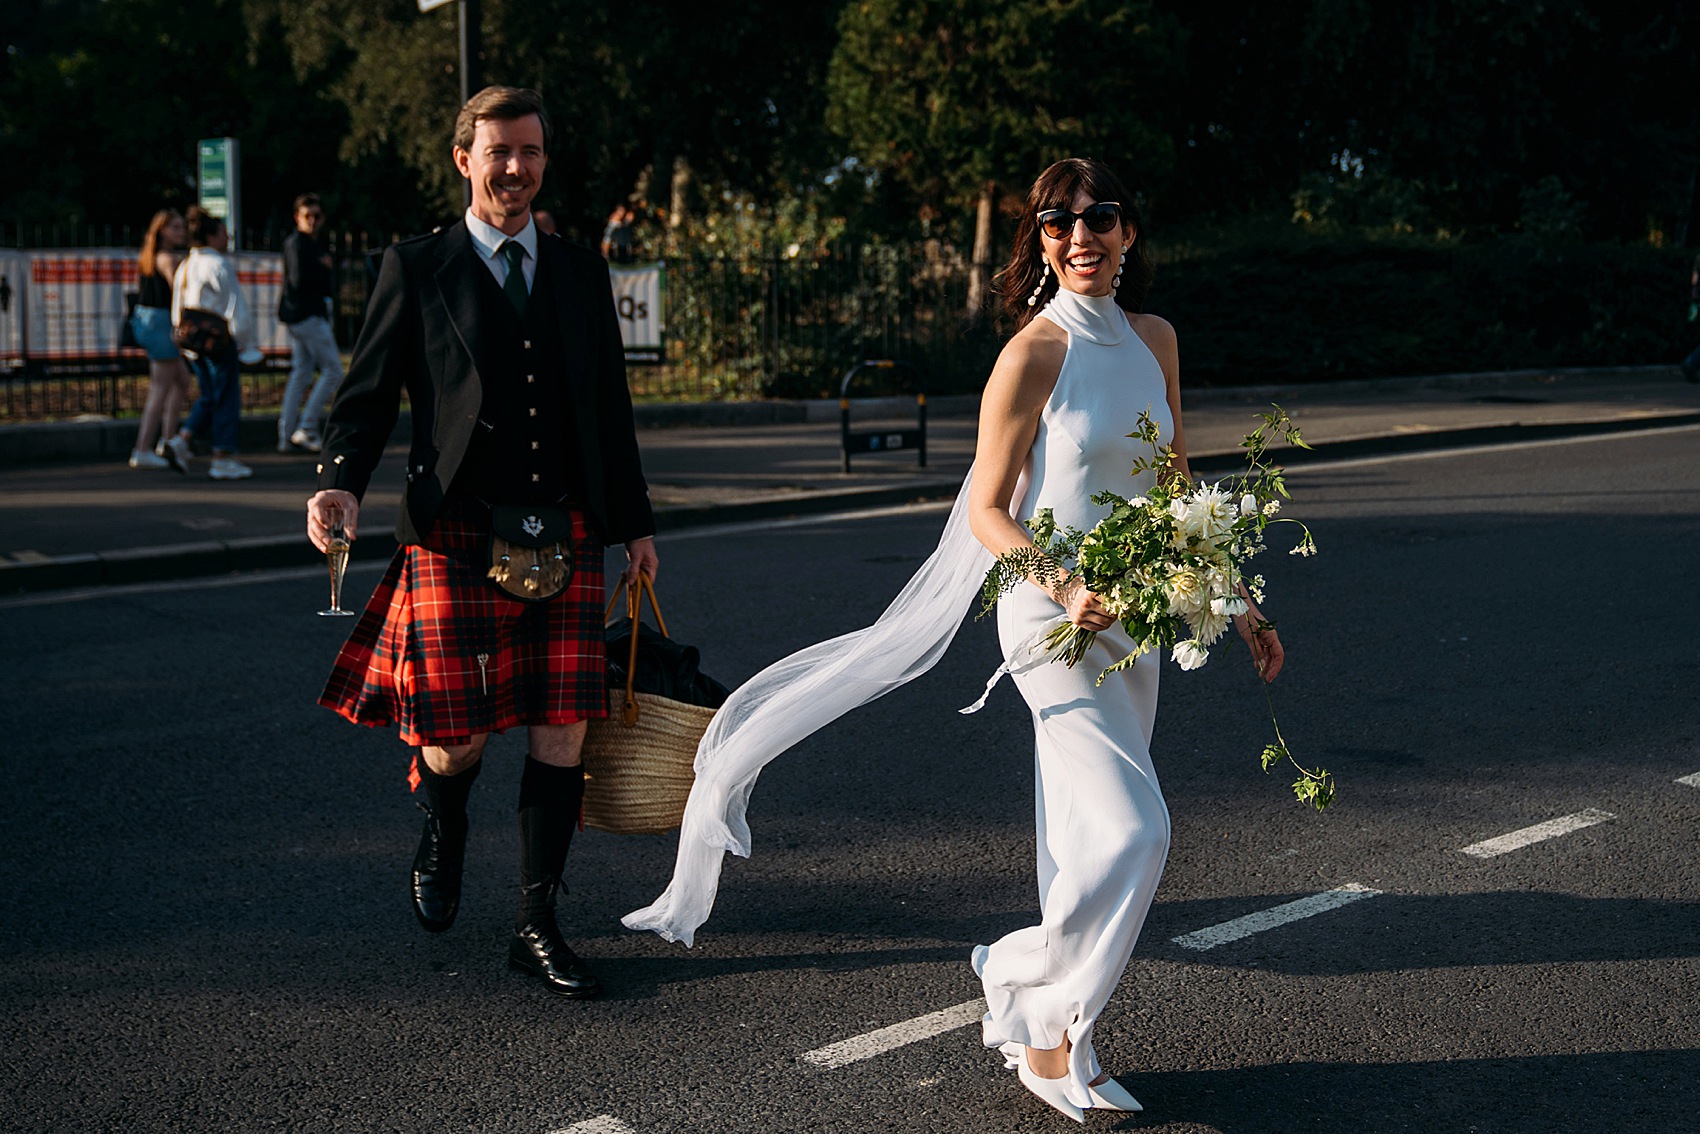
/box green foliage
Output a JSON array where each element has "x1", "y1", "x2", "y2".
[
  {"x1": 978, "y1": 507, "x2": 1078, "y2": 619},
  {"x1": 825, "y1": 0, "x2": 1182, "y2": 218},
  {"x1": 1146, "y1": 228, "x2": 1697, "y2": 385}
]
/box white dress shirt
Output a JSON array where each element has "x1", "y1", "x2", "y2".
[
  {"x1": 463, "y1": 208, "x2": 538, "y2": 293},
  {"x1": 171, "y1": 246, "x2": 253, "y2": 349}
]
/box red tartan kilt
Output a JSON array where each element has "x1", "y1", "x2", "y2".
[{"x1": 319, "y1": 497, "x2": 607, "y2": 747}]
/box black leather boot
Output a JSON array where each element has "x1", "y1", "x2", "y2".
[
  {"x1": 507, "y1": 759, "x2": 599, "y2": 998},
  {"x1": 411, "y1": 755, "x2": 481, "y2": 933}
]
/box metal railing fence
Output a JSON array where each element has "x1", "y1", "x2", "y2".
[{"x1": 1, "y1": 224, "x2": 996, "y2": 421}]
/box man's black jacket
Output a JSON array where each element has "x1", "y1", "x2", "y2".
[
  {"x1": 316, "y1": 220, "x2": 655, "y2": 547},
  {"x1": 278, "y1": 230, "x2": 335, "y2": 325}
]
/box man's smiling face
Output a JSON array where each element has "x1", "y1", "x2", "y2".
[{"x1": 454, "y1": 113, "x2": 547, "y2": 233}]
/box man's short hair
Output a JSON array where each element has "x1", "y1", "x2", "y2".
[
  {"x1": 184, "y1": 204, "x2": 223, "y2": 247},
  {"x1": 453, "y1": 86, "x2": 552, "y2": 155},
  {"x1": 293, "y1": 192, "x2": 322, "y2": 214}
]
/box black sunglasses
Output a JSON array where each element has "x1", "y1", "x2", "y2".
[{"x1": 1036, "y1": 201, "x2": 1122, "y2": 240}]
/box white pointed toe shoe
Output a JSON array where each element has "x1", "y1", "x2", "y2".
[
  {"x1": 1087, "y1": 1075, "x2": 1143, "y2": 1112},
  {"x1": 1017, "y1": 1049, "x2": 1085, "y2": 1124}
]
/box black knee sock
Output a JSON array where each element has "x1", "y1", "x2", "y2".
[
  {"x1": 516, "y1": 758, "x2": 584, "y2": 928},
  {"x1": 418, "y1": 754, "x2": 481, "y2": 831},
  {"x1": 517, "y1": 756, "x2": 585, "y2": 817}
]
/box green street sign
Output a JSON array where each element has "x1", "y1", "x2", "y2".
[{"x1": 197, "y1": 137, "x2": 242, "y2": 247}]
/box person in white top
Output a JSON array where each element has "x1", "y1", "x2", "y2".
[{"x1": 170, "y1": 205, "x2": 254, "y2": 480}]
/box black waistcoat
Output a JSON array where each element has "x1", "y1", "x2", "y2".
[{"x1": 449, "y1": 261, "x2": 581, "y2": 506}]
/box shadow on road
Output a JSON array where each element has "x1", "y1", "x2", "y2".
[{"x1": 1104, "y1": 1048, "x2": 1699, "y2": 1134}]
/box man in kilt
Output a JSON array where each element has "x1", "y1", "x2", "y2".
[{"x1": 306, "y1": 86, "x2": 658, "y2": 999}]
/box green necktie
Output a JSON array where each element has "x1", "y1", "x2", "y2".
[{"x1": 499, "y1": 239, "x2": 528, "y2": 315}]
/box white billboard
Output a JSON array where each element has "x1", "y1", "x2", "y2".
[
  {"x1": 609, "y1": 261, "x2": 664, "y2": 364},
  {"x1": 21, "y1": 248, "x2": 288, "y2": 366}
]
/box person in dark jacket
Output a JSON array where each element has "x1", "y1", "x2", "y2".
[
  {"x1": 277, "y1": 193, "x2": 344, "y2": 451},
  {"x1": 306, "y1": 86, "x2": 658, "y2": 1000}
]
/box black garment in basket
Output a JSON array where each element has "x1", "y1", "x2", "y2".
[{"x1": 604, "y1": 618, "x2": 729, "y2": 709}]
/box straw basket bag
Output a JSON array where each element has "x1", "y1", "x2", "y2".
[{"x1": 580, "y1": 575, "x2": 718, "y2": 834}]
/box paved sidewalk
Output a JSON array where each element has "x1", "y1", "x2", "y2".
[{"x1": 1, "y1": 366, "x2": 1695, "y2": 592}]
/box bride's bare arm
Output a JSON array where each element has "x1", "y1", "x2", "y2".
[{"x1": 967, "y1": 324, "x2": 1111, "y2": 631}]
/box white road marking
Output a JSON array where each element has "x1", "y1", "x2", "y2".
[
  {"x1": 1284, "y1": 420, "x2": 1700, "y2": 474},
  {"x1": 0, "y1": 560, "x2": 386, "y2": 610},
  {"x1": 548, "y1": 1116, "x2": 637, "y2": 1134},
  {"x1": 1172, "y1": 883, "x2": 1382, "y2": 951},
  {"x1": 0, "y1": 503, "x2": 957, "y2": 609},
  {"x1": 1676, "y1": 772, "x2": 1700, "y2": 788},
  {"x1": 659, "y1": 499, "x2": 953, "y2": 543},
  {"x1": 800, "y1": 998, "x2": 984, "y2": 1069},
  {"x1": 1458, "y1": 808, "x2": 1616, "y2": 858}
]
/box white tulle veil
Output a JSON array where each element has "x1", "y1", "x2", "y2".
[{"x1": 622, "y1": 466, "x2": 1019, "y2": 946}]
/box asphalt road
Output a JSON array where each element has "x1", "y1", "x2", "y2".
[{"x1": 2, "y1": 424, "x2": 1697, "y2": 1134}]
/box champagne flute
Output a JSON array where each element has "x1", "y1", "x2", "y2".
[{"x1": 319, "y1": 503, "x2": 356, "y2": 617}]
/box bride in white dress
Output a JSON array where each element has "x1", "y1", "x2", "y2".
[
  {"x1": 624, "y1": 158, "x2": 1285, "y2": 1122},
  {"x1": 964, "y1": 158, "x2": 1283, "y2": 1120}
]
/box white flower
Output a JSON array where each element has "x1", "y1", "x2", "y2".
[
  {"x1": 1172, "y1": 640, "x2": 1209, "y2": 670},
  {"x1": 1192, "y1": 605, "x2": 1230, "y2": 645},
  {"x1": 1189, "y1": 482, "x2": 1239, "y2": 539},
  {"x1": 1240, "y1": 493, "x2": 1258, "y2": 517},
  {"x1": 1164, "y1": 567, "x2": 1207, "y2": 615},
  {"x1": 1262, "y1": 499, "x2": 1281, "y2": 516},
  {"x1": 1211, "y1": 595, "x2": 1248, "y2": 617},
  {"x1": 1166, "y1": 497, "x2": 1193, "y2": 542}
]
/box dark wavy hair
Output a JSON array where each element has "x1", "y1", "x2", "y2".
[{"x1": 996, "y1": 158, "x2": 1152, "y2": 328}]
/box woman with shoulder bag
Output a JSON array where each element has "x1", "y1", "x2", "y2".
[
  {"x1": 169, "y1": 205, "x2": 253, "y2": 480},
  {"x1": 126, "y1": 209, "x2": 196, "y2": 472}
]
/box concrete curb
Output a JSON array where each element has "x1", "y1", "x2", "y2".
[
  {"x1": 1180, "y1": 363, "x2": 1684, "y2": 404},
  {"x1": 3, "y1": 364, "x2": 1683, "y2": 465},
  {"x1": 5, "y1": 407, "x2": 1697, "y2": 596},
  {"x1": 0, "y1": 480, "x2": 967, "y2": 595},
  {"x1": 0, "y1": 395, "x2": 984, "y2": 467}
]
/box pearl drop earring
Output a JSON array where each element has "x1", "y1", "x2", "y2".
[
  {"x1": 1112, "y1": 249, "x2": 1125, "y2": 292},
  {"x1": 1027, "y1": 261, "x2": 1051, "y2": 307}
]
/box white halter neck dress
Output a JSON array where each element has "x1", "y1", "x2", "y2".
[
  {"x1": 973, "y1": 284, "x2": 1175, "y2": 1105},
  {"x1": 624, "y1": 284, "x2": 1175, "y2": 1106}
]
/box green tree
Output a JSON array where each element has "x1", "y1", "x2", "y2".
[
  {"x1": 826, "y1": 0, "x2": 1182, "y2": 315},
  {"x1": 0, "y1": 0, "x2": 346, "y2": 241},
  {"x1": 261, "y1": 0, "x2": 843, "y2": 240}
]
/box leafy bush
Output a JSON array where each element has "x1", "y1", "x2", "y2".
[{"x1": 1145, "y1": 231, "x2": 1693, "y2": 385}]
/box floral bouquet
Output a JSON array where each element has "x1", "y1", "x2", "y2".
[{"x1": 980, "y1": 407, "x2": 1334, "y2": 810}]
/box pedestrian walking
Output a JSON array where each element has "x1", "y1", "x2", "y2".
[
  {"x1": 277, "y1": 193, "x2": 345, "y2": 451},
  {"x1": 600, "y1": 204, "x2": 636, "y2": 263},
  {"x1": 626, "y1": 159, "x2": 1286, "y2": 1122},
  {"x1": 306, "y1": 86, "x2": 659, "y2": 1000},
  {"x1": 126, "y1": 208, "x2": 195, "y2": 472},
  {"x1": 170, "y1": 206, "x2": 253, "y2": 480}
]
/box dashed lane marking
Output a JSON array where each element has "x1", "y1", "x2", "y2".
[
  {"x1": 1677, "y1": 772, "x2": 1700, "y2": 789},
  {"x1": 547, "y1": 1116, "x2": 637, "y2": 1134},
  {"x1": 801, "y1": 999, "x2": 985, "y2": 1069},
  {"x1": 1172, "y1": 883, "x2": 1382, "y2": 951},
  {"x1": 1458, "y1": 808, "x2": 1616, "y2": 858}
]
